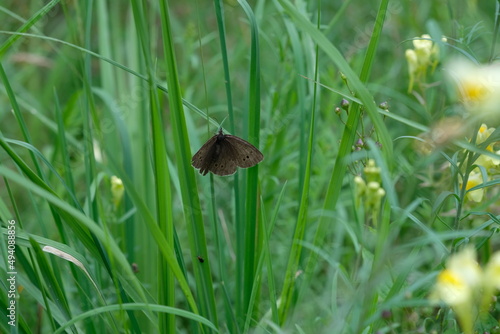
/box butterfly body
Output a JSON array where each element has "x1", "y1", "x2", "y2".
[{"x1": 192, "y1": 129, "x2": 263, "y2": 176}]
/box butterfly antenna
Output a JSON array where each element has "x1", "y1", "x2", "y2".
[{"x1": 218, "y1": 115, "x2": 229, "y2": 134}]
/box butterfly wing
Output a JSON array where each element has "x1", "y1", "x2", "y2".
[
  {"x1": 207, "y1": 139, "x2": 238, "y2": 176},
  {"x1": 192, "y1": 131, "x2": 263, "y2": 176},
  {"x1": 192, "y1": 135, "x2": 218, "y2": 175},
  {"x1": 224, "y1": 135, "x2": 264, "y2": 168},
  {"x1": 192, "y1": 134, "x2": 239, "y2": 176}
]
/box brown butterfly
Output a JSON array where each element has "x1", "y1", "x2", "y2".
[{"x1": 192, "y1": 128, "x2": 264, "y2": 176}]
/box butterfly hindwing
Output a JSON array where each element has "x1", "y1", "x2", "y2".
[{"x1": 208, "y1": 140, "x2": 238, "y2": 175}]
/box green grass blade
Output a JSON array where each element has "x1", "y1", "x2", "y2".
[
  {"x1": 158, "y1": 1, "x2": 218, "y2": 331},
  {"x1": 276, "y1": 0, "x2": 392, "y2": 160},
  {"x1": 213, "y1": 1, "x2": 245, "y2": 320},
  {"x1": 53, "y1": 303, "x2": 219, "y2": 334},
  {"x1": 129, "y1": 0, "x2": 176, "y2": 331},
  {"x1": 0, "y1": 166, "x2": 153, "y2": 309},
  {"x1": 28, "y1": 238, "x2": 75, "y2": 333},
  {"x1": 276, "y1": 1, "x2": 321, "y2": 323},
  {"x1": 0, "y1": 0, "x2": 60, "y2": 57},
  {"x1": 236, "y1": 0, "x2": 263, "y2": 317},
  {"x1": 275, "y1": 0, "x2": 392, "y2": 324}
]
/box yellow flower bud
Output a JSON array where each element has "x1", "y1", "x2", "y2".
[{"x1": 111, "y1": 176, "x2": 124, "y2": 208}]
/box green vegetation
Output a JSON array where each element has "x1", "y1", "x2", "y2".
[{"x1": 1, "y1": 0, "x2": 499, "y2": 333}]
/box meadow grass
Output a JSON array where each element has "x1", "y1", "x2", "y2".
[{"x1": 0, "y1": 0, "x2": 499, "y2": 333}]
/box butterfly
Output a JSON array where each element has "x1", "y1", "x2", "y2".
[{"x1": 192, "y1": 128, "x2": 264, "y2": 176}]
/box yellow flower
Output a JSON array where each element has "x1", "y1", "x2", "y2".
[
  {"x1": 472, "y1": 124, "x2": 500, "y2": 169},
  {"x1": 365, "y1": 181, "x2": 385, "y2": 227},
  {"x1": 406, "y1": 34, "x2": 446, "y2": 92},
  {"x1": 446, "y1": 248, "x2": 482, "y2": 290},
  {"x1": 447, "y1": 59, "x2": 500, "y2": 123},
  {"x1": 484, "y1": 251, "x2": 500, "y2": 291},
  {"x1": 432, "y1": 248, "x2": 500, "y2": 334},
  {"x1": 462, "y1": 171, "x2": 485, "y2": 202},
  {"x1": 405, "y1": 49, "x2": 418, "y2": 68},
  {"x1": 481, "y1": 251, "x2": 500, "y2": 317},
  {"x1": 430, "y1": 36, "x2": 447, "y2": 63},
  {"x1": 364, "y1": 159, "x2": 381, "y2": 183},
  {"x1": 354, "y1": 175, "x2": 366, "y2": 209},
  {"x1": 413, "y1": 34, "x2": 433, "y2": 66},
  {"x1": 405, "y1": 49, "x2": 418, "y2": 92},
  {"x1": 475, "y1": 149, "x2": 500, "y2": 169},
  {"x1": 353, "y1": 161, "x2": 385, "y2": 226},
  {"x1": 431, "y1": 248, "x2": 483, "y2": 305},
  {"x1": 354, "y1": 176, "x2": 366, "y2": 194},
  {"x1": 431, "y1": 248, "x2": 481, "y2": 334},
  {"x1": 413, "y1": 34, "x2": 433, "y2": 49},
  {"x1": 435, "y1": 269, "x2": 471, "y2": 305},
  {"x1": 476, "y1": 124, "x2": 494, "y2": 144}
]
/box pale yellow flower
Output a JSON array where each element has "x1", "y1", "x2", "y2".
[
  {"x1": 413, "y1": 34, "x2": 433, "y2": 50},
  {"x1": 413, "y1": 34, "x2": 433, "y2": 66},
  {"x1": 365, "y1": 181, "x2": 385, "y2": 227},
  {"x1": 435, "y1": 269, "x2": 471, "y2": 305},
  {"x1": 111, "y1": 176, "x2": 124, "y2": 208},
  {"x1": 366, "y1": 181, "x2": 382, "y2": 198},
  {"x1": 354, "y1": 176, "x2": 366, "y2": 194},
  {"x1": 353, "y1": 161, "x2": 385, "y2": 225},
  {"x1": 406, "y1": 34, "x2": 446, "y2": 92},
  {"x1": 447, "y1": 59, "x2": 500, "y2": 123},
  {"x1": 473, "y1": 124, "x2": 500, "y2": 169},
  {"x1": 405, "y1": 49, "x2": 418, "y2": 70},
  {"x1": 476, "y1": 124, "x2": 494, "y2": 144},
  {"x1": 364, "y1": 159, "x2": 381, "y2": 183},
  {"x1": 432, "y1": 248, "x2": 500, "y2": 334},
  {"x1": 354, "y1": 175, "x2": 366, "y2": 209},
  {"x1": 405, "y1": 49, "x2": 418, "y2": 92},
  {"x1": 475, "y1": 149, "x2": 500, "y2": 169},
  {"x1": 481, "y1": 251, "x2": 500, "y2": 316},
  {"x1": 484, "y1": 251, "x2": 500, "y2": 290},
  {"x1": 446, "y1": 248, "x2": 482, "y2": 290},
  {"x1": 462, "y1": 171, "x2": 485, "y2": 202},
  {"x1": 431, "y1": 248, "x2": 481, "y2": 334},
  {"x1": 430, "y1": 36, "x2": 447, "y2": 63}
]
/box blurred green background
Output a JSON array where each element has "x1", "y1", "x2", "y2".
[{"x1": 0, "y1": 0, "x2": 499, "y2": 333}]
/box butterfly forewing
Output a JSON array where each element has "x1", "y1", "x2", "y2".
[
  {"x1": 192, "y1": 135, "x2": 217, "y2": 175},
  {"x1": 225, "y1": 135, "x2": 264, "y2": 168}
]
